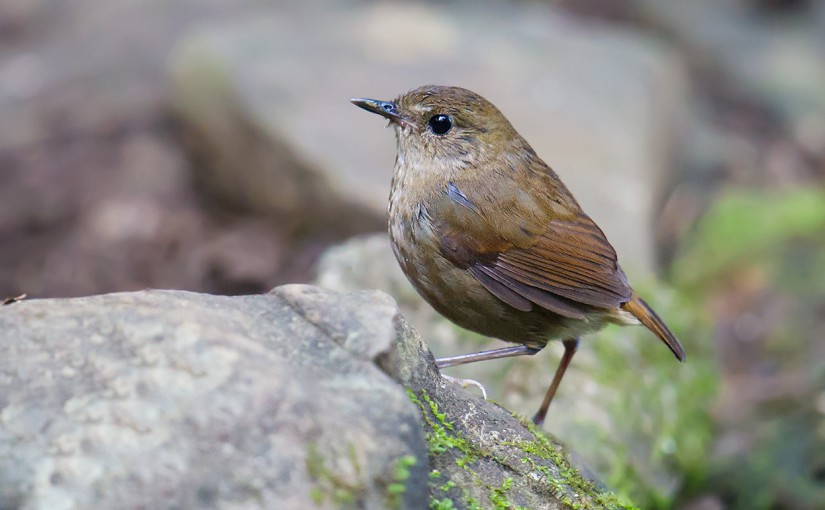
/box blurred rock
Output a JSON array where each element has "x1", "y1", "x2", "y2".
[
  {"x1": 314, "y1": 234, "x2": 717, "y2": 507},
  {"x1": 636, "y1": 0, "x2": 825, "y2": 144},
  {"x1": 0, "y1": 0, "x2": 48, "y2": 39},
  {"x1": 0, "y1": 0, "x2": 265, "y2": 153},
  {"x1": 314, "y1": 234, "x2": 455, "y2": 347},
  {"x1": 0, "y1": 285, "x2": 629, "y2": 509},
  {"x1": 0, "y1": 121, "x2": 304, "y2": 298},
  {"x1": 169, "y1": 0, "x2": 691, "y2": 272},
  {"x1": 0, "y1": 0, "x2": 333, "y2": 299}
]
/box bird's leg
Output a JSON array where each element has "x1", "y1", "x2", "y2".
[
  {"x1": 532, "y1": 337, "x2": 579, "y2": 426},
  {"x1": 436, "y1": 344, "x2": 542, "y2": 368},
  {"x1": 436, "y1": 344, "x2": 542, "y2": 401}
]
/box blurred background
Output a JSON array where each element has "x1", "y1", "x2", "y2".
[{"x1": 1, "y1": 0, "x2": 824, "y2": 508}]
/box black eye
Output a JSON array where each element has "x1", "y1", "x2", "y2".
[{"x1": 428, "y1": 114, "x2": 452, "y2": 135}]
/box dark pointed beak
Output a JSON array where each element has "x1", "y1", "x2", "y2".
[{"x1": 350, "y1": 98, "x2": 403, "y2": 122}]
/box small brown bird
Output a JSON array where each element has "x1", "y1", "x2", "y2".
[{"x1": 352, "y1": 85, "x2": 685, "y2": 425}]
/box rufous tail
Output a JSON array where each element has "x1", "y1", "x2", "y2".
[{"x1": 621, "y1": 294, "x2": 686, "y2": 361}]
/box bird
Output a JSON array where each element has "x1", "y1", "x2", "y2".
[{"x1": 351, "y1": 85, "x2": 685, "y2": 425}]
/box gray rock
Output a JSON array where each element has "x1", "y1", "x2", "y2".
[
  {"x1": 314, "y1": 234, "x2": 450, "y2": 343},
  {"x1": 390, "y1": 315, "x2": 633, "y2": 510},
  {"x1": 637, "y1": 0, "x2": 825, "y2": 140},
  {"x1": 0, "y1": 285, "x2": 631, "y2": 509},
  {"x1": 0, "y1": 0, "x2": 267, "y2": 153},
  {"x1": 0, "y1": 287, "x2": 427, "y2": 510},
  {"x1": 169, "y1": 0, "x2": 691, "y2": 271}
]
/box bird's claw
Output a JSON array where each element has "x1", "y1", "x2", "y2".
[{"x1": 441, "y1": 374, "x2": 487, "y2": 400}]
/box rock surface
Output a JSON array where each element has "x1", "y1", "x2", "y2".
[
  {"x1": 0, "y1": 0, "x2": 350, "y2": 299},
  {"x1": 391, "y1": 316, "x2": 633, "y2": 510},
  {"x1": 0, "y1": 287, "x2": 426, "y2": 509},
  {"x1": 0, "y1": 286, "x2": 631, "y2": 509},
  {"x1": 168, "y1": 0, "x2": 690, "y2": 272},
  {"x1": 637, "y1": 0, "x2": 825, "y2": 135}
]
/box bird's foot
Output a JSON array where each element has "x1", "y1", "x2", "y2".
[{"x1": 441, "y1": 374, "x2": 487, "y2": 400}]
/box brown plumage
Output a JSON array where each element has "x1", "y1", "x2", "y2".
[{"x1": 352, "y1": 85, "x2": 685, "y2": 425}]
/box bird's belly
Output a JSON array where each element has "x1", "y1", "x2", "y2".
[{"x1": 389, "y1": 211, "x2": 607, "y2": 346}]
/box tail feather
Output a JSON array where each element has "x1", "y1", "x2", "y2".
[{"x1": 621, "y1": 294, "x2": 686, "y2": 361}]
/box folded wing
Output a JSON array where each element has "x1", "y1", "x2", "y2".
[{"x1": 433, "y1": 182, "x2": 632, "y2": 318}]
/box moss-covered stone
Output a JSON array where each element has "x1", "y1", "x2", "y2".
[{"x1": 408, "y1": 387, "x2": 636, "y2": 509}]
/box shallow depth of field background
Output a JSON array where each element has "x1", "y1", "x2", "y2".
[{"x1": 1, "y1": 0, "x2": 824, "y2": 508}]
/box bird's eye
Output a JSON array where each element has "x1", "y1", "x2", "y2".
[{"x1": 428, "y1": 114, "x2": 452, "y2": 135}]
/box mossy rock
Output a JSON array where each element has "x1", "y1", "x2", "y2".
[{"x1": 385, "y1": 316, "x2": 639, "y2": 510}]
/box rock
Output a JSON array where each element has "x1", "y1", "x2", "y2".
[
  {"x1": 313, "y1": 234, "x2": 449, "y2": 343},
  {"x1": 391, "y1": 315, "x2": 635, "y2": 510},
  {"x1": 636, "y1": 0, "x2": 825, "y2": 142},
  {"x1": 313, "y1": 233, "x2": 496, "y2": 361},
  {"x1": 168, "y1": 0, "x2": 691, "y2": 271},
  {"x1": 0, "y1": 285, "x2": 632, "y2": 509},
  {"x1": 0, "y1": 0, "x2": 334, "y2": 299},
  {"x1": 0, "y1": 0, "x2": 269, "y2": 154},
  {"x1": 313, "y1": 234, "x2": 717, "y2": 507},
  {"x1": 0, "y1": 287, "x2": 427, "y2": 509}
]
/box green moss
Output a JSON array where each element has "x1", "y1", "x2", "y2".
[
  {"x1": 671, "y1": 188, "x2": 825, "y2": 509},
  {"x1": 490, "y1": 477, "x2": 530, "y2": 510},
  {"x1": 488, "y1": 477, "x2": 511, "y2": 509},
  {"x1": 409, "y1": 388, "x2": 511, "y2": 508},
  {"x1": 394, "y1": 455, "x2": 417, "y2": 480},
  {"x1": 439, "y1": 481, "x2": 457, "y2": 492},
  {"x1": 310, "y1": 487, "x2": 324, "y2": 505},
  {"x1": 430, "y1": 497, "x2": 457, "y2": 510},
  {"x1": 305, "y1": 442, "x2": 365, "y2": 507},
  {"x1": 465, "y1": 496, "x2": 483, "y2": 510},
  {"x1": 409, "y1": 388, "x2": 634, "y2": 509},
  {"x1": 407, "y1": 388, "x2": 476, "y2": 459},
  {"x1": 386, "y1": 454, "x2": 417, "y2": 509},
  {"x1": 506, "y1": 417, "x2": 639, "y2": 510},
  {"x1": 427, "y1": 470, "x2": 456, "y2": 509}
]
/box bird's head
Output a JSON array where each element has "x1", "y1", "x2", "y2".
[{"x1": 352, "y1": 85, "x2": 522, "y2": 169}]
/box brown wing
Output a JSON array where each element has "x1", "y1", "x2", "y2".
[
  {"x1": 492, "y1": 215, "x2": 632, "y2": 309},
  {"x1": 432, "y1": 182, "x2": 631, "y2": 318}
]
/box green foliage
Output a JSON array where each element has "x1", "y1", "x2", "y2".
[
  {"x1": 584, "y1": 281, "x2": 716, "y2": 508},
  {"x1": 673, "y1": 187, "x2": 825, "y2": 510},
  {"x1": 674, "y1": 187, "x2": 825, "y2": 292}
]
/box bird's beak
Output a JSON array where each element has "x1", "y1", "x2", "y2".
[{"x1": 350, "y1": 98, "x2": 407, "y2": 126}]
